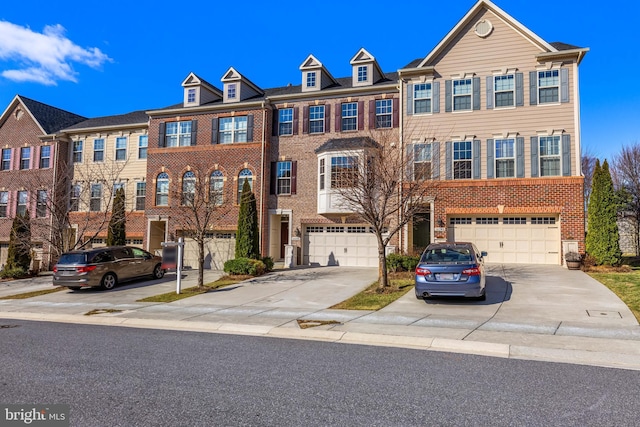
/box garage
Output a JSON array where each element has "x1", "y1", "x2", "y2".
[
  {"x1": 447, "y1": 216, "x2": 560, "y2": 264},
  {"x1": 183, "y1": 232, "x2": 236, "y2": 270},
  {"x1": 303, "y1": 225, "x2": 378, "y2": 267}
]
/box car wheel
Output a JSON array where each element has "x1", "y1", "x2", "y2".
[
  {"x1": 415, "y1": 294, "x2": 423, "y2": 300},
  {"x1": 476, "y1": 290, "x2": 487, "y2": 301},
  {"x1": 101, "y1": 273, "x2": 117, "y2": 290},
  {"x1": 152, "y1": 264, "x2": 165, "y2": 279}
]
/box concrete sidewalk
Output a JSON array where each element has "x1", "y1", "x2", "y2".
[{"x1": 1, "y1": 265, "x2": 639, "y2": 371}]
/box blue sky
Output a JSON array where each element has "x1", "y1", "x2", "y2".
[{"x1": 0, "y1": 0, "x2": 637, "y2": 162}]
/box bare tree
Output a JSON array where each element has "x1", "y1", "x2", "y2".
[
  {"x1": 170, "y1": 161, "x2": 224, "y2": 289},
  {"x1": 612, "y1": 143, "x2": 640, "y2": 256},
  {"x1": 329, "y1": 131, "x2": 438, "y2": 289},
  {"x1": 19, "y1": 155, "x2": 131, "y2": 267}
]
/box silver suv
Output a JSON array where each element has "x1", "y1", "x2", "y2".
[{"x1": 53, "y1": 246, "x2": 165, "y2": 291}]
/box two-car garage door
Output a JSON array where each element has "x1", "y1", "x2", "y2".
[
  {"x1": 448, "y1": 216, "x2": 560, "y2": 264},
  {"x1": 303, "y1": 225, "x2": 378, "y2": 267}
]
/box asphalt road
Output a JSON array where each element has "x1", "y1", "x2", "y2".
[{"x1": 1, "y1": 319, "x2": 639, "y2": 426}]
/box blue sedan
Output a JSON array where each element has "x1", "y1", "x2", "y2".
[{"x1": 414, "y1": 242, "x2": 487, "y2": 300}]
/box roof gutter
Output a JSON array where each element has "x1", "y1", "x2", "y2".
[{"x1": 536, "y1": 48, "x2": 590, "y2": 65}]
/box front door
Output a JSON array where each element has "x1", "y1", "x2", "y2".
[{"x1": 280, "y1": 221, "x2": 289, "y2": 259}]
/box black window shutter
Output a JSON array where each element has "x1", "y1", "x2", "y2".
[
  {"x1": 247, "y1": 114, "x2": 254, "y2": 142},
  {"x1": 335, "y1": 104, "x2": 341, "y2": 132},
  {"x1": 561, "y1": 68, "x2": 569, "y2": 103},
  {"x1": 302, "y1": 106, "x2": 309, "y2": 134},
  {"x1": 432, "y1": 141, "x2": 440, "y2": 179},
  {"x1": 516, "y1": 137, "x2": 525, "y2": 178},
  {"x1": 473, "y1": 77, "x2": 481, "y2": 110},
  {"x1": 515, "y1": 73, "x2": 524, "y2": 106},
  {"x1": 293, "y1": 107, "x2": 299, "y2": 135},
  {"x1": 530, "y1": 136, "x2": 539, "y2": 177},
  {"x1": 433, "y1": 81, "x2": 440, "y2": 113},
  {"x1": 473, "y1": 139, "x2": 481, "y2": 178},
  {"x1": 486, "y1": 76, "x2": 494, "y2": 110},
  {"x1": 324, "y1": 104, "x2": 330, "y2": 133},
  {"x1": 392, "y1": 98, "x2": 399, "y2": 127},
  {"x1": 190, "y1": 120, "x2": 198, "y2": 146},
  {"x1": 272, "y1": 109, "x2": 279, "y2": 136},
  {"x1": 529, "y1": 71, "x2": 538, "y2": 105},
  {"x1": 291, "y1": 161, "x2": 297, "y2": 195},
  {"x1": 445, "y1": 80, "x2": 452, "y2": 112},
  {"x1": 406, "y1": 83, "x2": 414, "y2": 115},
  {"x1": 270, "y1": 162, "x2": 276, "y2": 195},
  {"x1": 486, "y1": 139, "x2": 494, "y2": 179},
  {"x1": 357, "y1": 101, "x2": 364, "y2": 130},
  {"x1": 158, "y1": 122, "x2": 166, "y2": 147},
  {"x1": 445, "y1": 141, "x2": 452, "y2": 180},
  {"x1": 562, "y1": 134, "x2": 571, "y2": 176},
  {"x1": 369, "y1": 100, "x2": 376, "y2": 129},
  {"x1": 211, "y1": 118, "x2": 219, "y2": 144}
]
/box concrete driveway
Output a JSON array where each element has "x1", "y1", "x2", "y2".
[{"x1": 376, "y1": 263, "x2": 638, "y2": 331}]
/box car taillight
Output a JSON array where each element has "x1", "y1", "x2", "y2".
[
  {"x1": 415, "y1": 266, "x2": 431, "y2": 276},
  {"x1": 76, "y1": 265, "x2": 97, "y2": 274},
  {"x1": 462, "y1": 267, "x2": 481, "y2": 276},
  {"x1": 53, "y1": 266, "x2": 58, "y2": 273}
]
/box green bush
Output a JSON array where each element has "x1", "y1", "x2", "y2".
[
  {"x1": 261, "y1": 256, "x2": 274, "y2": 272},
  {"x1": 386, "y1": 253, "x2": 420, "y2": 272},
  {"x1": 224, "y1": 258, "x2": 266, "y2": 276},
  {"x1": 0, "y1": 267, "x2": 28, "y2": 279},
  {"x1": 402, "y1": 255, "x2": 420, "y2": 272}
]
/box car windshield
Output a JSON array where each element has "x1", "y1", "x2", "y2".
[
  {"x1": 421, "y1": 247, "x2": 473, "y2": 263},
  {"x1": 57, "y1": 253, "x2": 87, "y2": 265}
]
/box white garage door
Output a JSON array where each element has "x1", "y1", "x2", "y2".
[
  {"x1": 304, "y1": 225, "x2": 378, "y2": 267},
  {"x1": 183, "y1": 232, "x2": 236, "y2": 270},
  {"x1": 448, "y1": 216, "x2": 560, "y2": 265}
]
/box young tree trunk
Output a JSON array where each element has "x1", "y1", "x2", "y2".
[{"x1": 198, "y1": 238, "x2": 205, "y2": 288}]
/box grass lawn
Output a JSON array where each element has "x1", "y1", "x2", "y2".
[
  {"x1": 0, "y1": 286, "x2": 66, "y2": 300},
  {"x1": 330, "y1": 272, "x2": 414, "y2": 311},
  {"x1": 588, "y1": 269, "x2": 640, "y2": 322},
  {"x1": 137, "y1": 275, "x2": 251, "y2": 303}
]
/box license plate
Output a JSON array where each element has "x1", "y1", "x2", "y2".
[{"x1": 439, "y1": 273, "x2": 454, "y2": 280}]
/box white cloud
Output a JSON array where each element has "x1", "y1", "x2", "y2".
[{"x1": 0, "y1": 21, "x2": 112, "y2": 85}]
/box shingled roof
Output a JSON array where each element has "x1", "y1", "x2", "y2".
[
  {"x1": 62, "y1": 110, "x2": 149, "y2": 131},
  {"x1": 315, "y1": 136, "x2": 380, "y2": 154},
  {"x1": 19, "y1": 95, "x2": 86, "y2": 134}
]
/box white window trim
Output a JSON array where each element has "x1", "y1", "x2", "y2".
[
  {"x1": 494, "y1": 138, "x2": 516, "y2": 178},
  {"x1": 538, "y1": 135, "x2": 562, "y2": 177},
  {"x1": 219, "y1": 116, "x2": 248, "y2": 144},
  {"x1": 537, "y1": 69, "x2": 561, "y2": 106},
  {"x1": 138, "y1": 135, "x2": 148, "y2": 160},
  {"x1": 452, "y1": 140, "x2": 473, "y2": 180},
  {"x1": 115, "y1": 137, "x2": 127, "y2": 161},
  {"x1": 413, "y1": 82, "x2": 433, "y2": 115},
  {"x1": 278, "y1": 108, "x2": 294, "y2": 136},
  {"x1": 309, "y1": 105, "x2": 325, "y2": 134},
  {"x1": 93, "y1": 139, "x2": 105, "y2": 163},
  {"x1": 494, "y1": 74, "x2": 515, "y2": 109},
  {"x1": 306, "y1": 71, "x2": 317, "y2": 88},
  {"x1": 276, "y1": 161, "x2": 292, "y2": 195},
  {"x1": 452, "y1": 78, "x2": 473, "y2": 113},
  {"x1": 412, "y1": 142, "x2": 432, "y2": 181},
  {"x1": 375, "y1": 99, "x2": 393, "y2": 129},
  {"x1": 341, "y1": 102, "x2": 358, "y2": 131}
]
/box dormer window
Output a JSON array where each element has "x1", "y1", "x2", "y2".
[
  {"x1": 306, "y1": 72, "x2": 316, "y2": 88},
  {"x1": 228, "y1": 83, "x2": 237, "y2": 99},
  {"x1": 357, "y1": 66, "x2": 368, "y2": 83},
  {"x1": 187, "y1": 89, "x2": 196, "y2": 103}
]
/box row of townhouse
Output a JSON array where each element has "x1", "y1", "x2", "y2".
[{"x1": 0, "y1": 0, "x2": 588, "y2": 270}]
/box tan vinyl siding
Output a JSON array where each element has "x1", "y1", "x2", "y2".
[{"x1": 405, "y1": 8, "x2": 578, "y2": 179}]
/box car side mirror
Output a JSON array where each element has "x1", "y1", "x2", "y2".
[{"x1": 481, "y1": 251, "x2": 488, "y2": 258}]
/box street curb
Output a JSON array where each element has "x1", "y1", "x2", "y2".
[{"x1": 2, "y1": 311, "x2": 639, "y2": 371}]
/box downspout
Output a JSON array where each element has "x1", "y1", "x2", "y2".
[
  {"x1": 398, "y1": 78, "x2": 404, "y2": 253},
  {"x1": 49, "y1": 135, "x2": 58, "y2": 268},
  {"x1": 259, "y1": 102, "x2": 267, "y2": 256},
  {"x1": 573, "y1": 63, "x2": 582, "y2": 176}
]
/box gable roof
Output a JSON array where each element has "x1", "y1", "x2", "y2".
[
  {"x1": 182, "y1": 72, "x2": 223, "y2": 96},
  {"x1": 417, "y1": 0, "x2": 586, "y2": 68},
  {"x1": 0, "y1": 95, "x2": 86, "y2": 135},
  {"x1": 221, "y1": 67, "x2": 264, "y2": 95}
]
